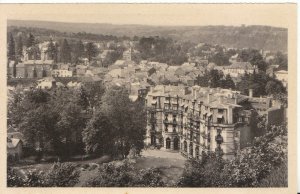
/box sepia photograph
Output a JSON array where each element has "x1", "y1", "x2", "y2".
[{"x1": 1, "y1": 3, "x2": 297, "y2": 193}]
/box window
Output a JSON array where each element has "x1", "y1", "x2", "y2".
[
  {"x1": 217, "y1": 117, "x2": 224, "y2": 124},
  {"x1": 218, "y1": 109, "x2": 224, "y2": 114}
]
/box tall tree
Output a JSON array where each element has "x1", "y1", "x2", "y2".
[
  {"x1": 47, "y1": 39, "x2": 58, "y2": 62},
  {"x1": 222, "y1": 74, "x2": 236, "y2": 89},
  {"x1": 82, "y1": 111, "x2": 114, "y2": 155},
  {"x1": 7, "y1": 33, "x2": 15, "y2": 61},
  {"x1": 85, "y1": 42, "x2": 97, "y2": 62},
  {"x1": 100, "y1": 86, "x2": 146, "y2": 158},
  {"x1": 16, "y1": 35, "x2": 23, "y2": 60},
  {"x1": 60, "y1": 39, "x2": 71, "y2": 63},
  {"x1": 56, "y1": 103, "x2": 86, "y2": 157},
  {"x1": 73, "y1": 40, "x2": 85, "y2": 64},
  {"x1": 26, "y1": 33, "x2": 35, "y2": 48}
]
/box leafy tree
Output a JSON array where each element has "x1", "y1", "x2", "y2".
[
  {"x1": 86, "y1": 42, "x2": 97, "y2": 62},
  {"x1": 8, "y1": 33, "x2": 15, "y2": 60},
  {"x1": 208, "y1": 69, "x2": 223, "y2": 88},
  {"x1": 56, "y1": 103, "x2": 86, "y2": 157},
  {"x1": 137, "y1": 36, "x2": 188, "y2": 65},
  {"x1": 102, "y1": 50, "x2": 122, "y2": 67},
  {"x1": 98, "y1": 86, "x2": 146, "y2": 158},
  {"x1": 60, "y1": 39, "x2": 71, "y2": 63},
  {"x1": 265, "y1": 79, "x2": 286, "y2": 96},
  {"x1": 82, "y1": 111, "x2": 114, "y2": 155},
  {"x1": 239, "y1": 49, "x2": 267, "y2": 72},
  {"x1": 19, "y1": 104, "x2": 60, "y2": 155},
  {"x1": 209, "y1": 51, "x2": 230, "y2": 66},
  {"x1": 78, "y1": 82, "x2": 106, "y2": 112},
  {"x1": 222, "y1": 74, "x2": 236, "y2": 89},
  {"x1": 272, "y1": 51, "x2": 288, "y2": 71},
  {"x1": 27, "y1": 45, "x2": 41, "y2": 60},
  {"x1": 196, "y1": 71, "x2": 209, "y2": 87}
]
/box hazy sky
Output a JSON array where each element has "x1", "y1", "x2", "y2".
[{"x1": 4, "y1": 4, "x2": 295, "y2": 28}]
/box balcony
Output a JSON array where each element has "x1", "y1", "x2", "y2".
[
  {"x1": 147, "y1": 107, "x2": 157, "y2": 113},
  {"x1": 201, "y1": 132, "x2": 209, "y2": 139},
  {"x1": 200, "y1": 142, "x2": 209, "y2": 149},
  {"x1": 172, "y1": 120, "x2": 177, "y2": 125},
  {"x1": 148, "y1": 117, "x2": 156, "y2": 123},
  {"x1": 215, "y1": 135, "x2": 224, "y2": 144}
]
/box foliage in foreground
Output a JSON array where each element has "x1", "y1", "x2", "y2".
[
  {"x1": 8, "y1": 162, "x2": 80, "y2": 187},
  {"x1": 84, "y1": 160, "x2": 164, "y2": 187},
  {"x1": 178, "y1": 124, "x2": 288, "y2": 187}
]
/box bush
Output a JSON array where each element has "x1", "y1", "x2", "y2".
[
  {"x1": 84, "y1": 160, "x2": 164, "y2": 187},
  {"x1": 7, "y1": 162, "x2": 80, "y2": 187},
  {"x1": 82, "y1": 164, "x2": 90, "y2": 170},
  {"x1": 259, "y1": 161, "x2": 288, "y2": 187},
  {"x1": 89, "y1": 163, "x2": 98, "y2": 171},
  {"x1": 7, "y1": 167, "x2": 24, "y2": 187},
  {"x1": 43, "y1": 162, "x2": 80, "y2": 187}
]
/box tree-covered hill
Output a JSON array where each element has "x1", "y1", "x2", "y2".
[{"x1": 8, "y1": 20, "x2": 287, "y2": 52}]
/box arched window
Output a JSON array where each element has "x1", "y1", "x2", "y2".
[
  {"x1": 174, "y1": 137, "x2": 179, "y2": 150},
  {"x1": 195, "y1": 146, "x2": 200, "y2": 159},
  {"x1": 166, "y1": 138, "x2": 171, "y2": 149},
  {"x1": 189, "y1": 142, "x2": 193, "y2": 156},
  {"x1": 151, "y1": 135, "x2": 156, "y2": 145},
  {"x1": 184, "y1": 141, "x2": 187, "y2": 152}
]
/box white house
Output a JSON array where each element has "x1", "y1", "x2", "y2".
[{"x1": 275, "y1": 70, "x2": 288, "y2": 87}]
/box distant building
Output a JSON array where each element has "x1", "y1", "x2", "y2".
[
  {"x1": 36, "y1": 77, "x2": 58, "y2": 89},
  {"x1": 218, "y1": 62, "x2": 257, "y2": 78},
  {"x1": 7, "y1": 137, "x2": 23, "y2": 162},
  {"x1": 52, "y1": 69, "x2": 73, "y2": 77},
  {"x1": 15, "y1": 60, "x2": 54, "y2": 78},
  {"x1": 123, "y1": 48, "x2": 140, "y2": 61},
  {"x1": 274, "y1": 70, "x2": 288, "y2": 87}
]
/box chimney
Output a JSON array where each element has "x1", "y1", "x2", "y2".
[
  {"x1": 150, "y1": 86, "x2": 153, "y2": 93},
  {"x1": 207, "y1": 93, "x2": 211, "y2": 103},
  {"x1": 192, "y1": 88, "x2": 197, "y2": 99},
  {"x1": 218, "y1": 95, "x2": 223, "y2": 104},
  {"x1": 249, "y1": 89, "x2": 253, "y2": 98}
]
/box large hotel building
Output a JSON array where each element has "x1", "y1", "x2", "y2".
[{"x1": 145, "y1": 85, "x2": 282, "y2": 160}]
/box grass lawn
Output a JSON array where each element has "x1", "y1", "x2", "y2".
[{"x1": 134, "y1": 149, "x2": 186, "y2": 186}]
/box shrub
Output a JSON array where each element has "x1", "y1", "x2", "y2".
[
  {"x1": 7, "y1": 167, "x2": 24, "y2": 187},
  {"x1": 177, "y1": 124, "x2": 288, "y2": 187},
  {"x1": 43, "y1": 162, "x2": 80, "y2": 187},
  {"x1": 84, "y1": 160, "x2": 164, "y2": 187},
  {"x1": 259, "y1": 161, "x2": 288, "y2": 187},
  {"x1": 7, "y1": 162, "x2": 80, "y2": 187}
]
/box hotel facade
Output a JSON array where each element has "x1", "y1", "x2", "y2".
[{"x1": 145, "y1": 85, "x2": 257, "y2": 160}]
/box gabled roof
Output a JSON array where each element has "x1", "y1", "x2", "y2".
[
  {"x1": 225, "y1": 62, "x2": 254, "y2": 70},
  {"x1": 275, "y1": 70, "x2": 288, "y2": 74},
  {"x1": 24, "y1": 60, "x2": 54, "y2": 65},
  {"x1": 7, "y1": 138, "x2": 21, "y2": 149},
  {"x1": 107, "y1": 68, "x2": 122, "y2": 78}
]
